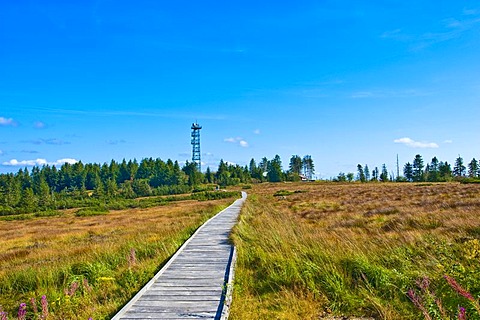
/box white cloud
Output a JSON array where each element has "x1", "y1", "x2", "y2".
[
  {"x1": 394, "y1": 137, "x2": 439, "y2": 149},
  {"x1": 239, "y1": 140, "x2": 249, "y2": 147},
  {"x1": 253, "y1": 129, "x2": 261, "y2": 135},
  {"x1": 443, "y1": 139, "x2": 453, "y2": 144},
  {"x1": 2, "y1": 158, "x2": 78, "y2": 167},
  {"x1": 224, "y1": 137, "x2": 250, "y2": 148},
  {"x1": 3, "y1": 159, "x2": 46, "y2": 166},
  {"x1": 0, "y1": 149, "x2": 3, "y2": 155},
  {"x1": 55, "y1": 158, "x2": 78, "y2": 165},
  {"x1": 0, "y1": 117, "x2": 17, "y2": 126}
]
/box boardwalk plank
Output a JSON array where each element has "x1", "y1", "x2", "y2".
[{"x1": 112, "y1": 192, "x2": 246, "y2": 320}]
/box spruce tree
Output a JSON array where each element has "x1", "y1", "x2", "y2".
[
  {"x1": 439, "y1": 161, "x2": 452, "y2": 181},
  {"x1": 453, "y1": 155, "x2": 466, "y2": 177},
  {"x1": 364, "y1": 165, "x2": 370, "y2": 181},
  {"x1": 302, "y1": 155, "x2": 314, "y2": 180},
  {"x1": 357, "y1": 164, "x2": 365, "y2": 182},
  {"x1": 468, "y1": 158, "x2": 478, "y2": 178},
  {"x1": 380, "y1": 164, "x2": 389, "y2": 182},
  {"x1": 267, "y1": 155, "x2": 283, "y2": 182},
  {"x1": 403, "y1": 162, "x2": 413, "y2": 182},
  {"x1": 289, "y1": 155, "x2": 303, "y2": 175},
  {"x1": 412, "y1": 154, "x2": 424, "y2": 182}
]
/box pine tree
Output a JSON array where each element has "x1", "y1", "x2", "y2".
[
  {"x1": 132, "y1": 179, "x2": 152, "y2": 197},
  {"x1": 120, "y1": 180, "x2": 136, "y2": 199},
  {"x1": 372, "y1": 167, "x2": 379, "y2": 181},
  {"x1": 267, "y1": 155, "x2": 283, "y2": 182},
  {"x1": 37, "y1": 179, "x2": 52, "y2": 209},
  {"x1": 412, "y1": 154, "x2": 424, "y2": 182},
  {"x1": 248, "y1": 159, "x2": 257, "y2": 176},
  {"x1": 215, "y1": 160, "x2": 231, "y2": 186},
  {"x1": 346, "y1": 173, "x2": 354, "y2": 182},
  {"x1": 182, "y1": 161, "x2": 203, "y2": 186},
  {"x1": 259, "y1": 157, "x2": 268, "y2": 173},
  {"x1": 427, "y1": 157, "x2": 440, "y2": 182},
  {"x1": 468, "y1": 158, "x2": 478, "y2": 178},
  {"x1": 357, "y1": 164, "x2": 365, "y2": 182},
  {"x1": 364, "y1": 165, "x2": 370, "y2": 181},
  {"x1": 93, "y1": 176, "x2": 104, "y2": 198},
  {"x1": 453, "y1": 155, "x2": 466, "y2": 177},
  {"x1": 302, "y1": 155, "x2": 314, "y2": 180},
  {"x1": 204, "y1": 167, "x2": 213, "y2": 183},
  {"x1": 20, "y1": 187, "x2": 37, "y2": 213},
  {"x1": 403, "y1": 162, "x2": 413, "y2": 182},
  {"x1": 118, "y1": 159, "x2": 131, "y2": 184},
  {"x1": 380, "y1": 164, "x2": 388, "y2": 182},
  {"x1": 439, "y1": 161, "x2": 452, "y2": 181},
  {"x1": 105, "y1": 179, "x2": 118, "y2": 197},
  {"x1": 127, "y1": 159, "x2": 139, "y2": 180},
  {"x1": 289, "y1": 155, "x2": 303, "y2": 175}
]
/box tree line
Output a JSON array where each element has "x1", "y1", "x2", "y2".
[
  {"x1": 0, "y1": 154, "x2": 314, "y2": 215},
  {"x1": 334, "y1": 154, "x2": 480, "y2": 183}
]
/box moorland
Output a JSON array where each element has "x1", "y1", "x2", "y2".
[
  {"x1": 0, "y1": 193, "x2": 238, "y2": 319},
  {"x1": 1, "y1": 181, "x2": 480, "y2": 319},
  {"x1": 230, "y1": 182, "x2": 480, "y2": 319}
]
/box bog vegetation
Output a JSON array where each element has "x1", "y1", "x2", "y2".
[
  {"x1": 0, "y1": 195, "x2": 238, "y2": 319},
  {"x1": 1, "y1": 152, "x2": 480, "y2": 319},
  {"x1": 1, "y1": 153, "x2": 479, "y2": 217},
  {"x1": 230, "y1": 182, "x2": 480, "y2": 319}
]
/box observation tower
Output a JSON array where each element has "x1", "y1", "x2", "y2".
[{"x1": 191, "y1": 122, "x2": 202, "y2": 172}]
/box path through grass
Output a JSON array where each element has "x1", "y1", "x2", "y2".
[{"x1": 0, "y1": 196, "x2": 236, "y2": 319}]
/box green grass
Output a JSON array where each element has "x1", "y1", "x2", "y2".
[
  {"x1": 230, "y1": 183, "x2": 480, "y2": 319},
  {"x1": 0, "y1": 194, "x2": 239, "y2": 319}
]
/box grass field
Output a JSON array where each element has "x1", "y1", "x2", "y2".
[
  {"x1": 230, "y1": 182, "x2": 480, "y2": 319},
  {"x1": 0, "y1": 196, "x2": 236, "y2": 319}
]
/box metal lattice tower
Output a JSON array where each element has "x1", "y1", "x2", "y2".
[{"x1": 191, "y1": 122, "x2": 202, "y2": 172}]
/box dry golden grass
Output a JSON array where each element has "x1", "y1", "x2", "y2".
[
  {"x1": 0, "y1": 198, "x2": 234, "y2": 319},
  {"x1": 1, "y1": 200, "x2": 222, "y2": 270},
  {"x1": 231, "y1": 182, "x2": 480, "y2": 319}
]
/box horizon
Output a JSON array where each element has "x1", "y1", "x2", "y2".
[{"x1": 1, "y1": 1, "x2": 479, "y2": 178}]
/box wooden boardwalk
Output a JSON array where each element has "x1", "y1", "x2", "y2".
[{"x1": 112, "y1": 192, "x2": 247, "y2": 320}]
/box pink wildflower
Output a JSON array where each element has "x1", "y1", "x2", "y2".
[
  {"x1": 444, "y1": 275, "x2": 475, "y2": 301},
  {"x1": 83, "y1": 278, "x2": 92, "y2": 292},
  {"x1": 30, "y1": 297, "x2": 38, "y2": 314},
  {"x1": 67, "y1": 281, "x2": 79, "y2": 297},
  {"x1": 416, "y1": 276, "x2": 430, "y2": 293},
  {"x1": 41, "y1": 295, "x2": 49, "y2": 319},
  {"x1": 17, "y1": 303, "x2": 27, "y2": 320},
  {"x1": 407, "y1": 289, "x2": 432, "y2": 320}
]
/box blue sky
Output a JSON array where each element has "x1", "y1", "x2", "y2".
[{"x1": 1, "y1": 1, "x2": 479, "y2": 178}]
